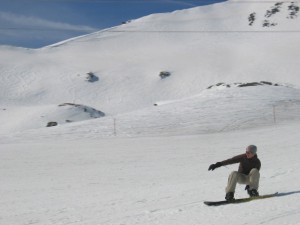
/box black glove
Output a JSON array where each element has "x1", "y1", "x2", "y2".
[{"x1": 208, "y1": 162, "x2": 222, "y2": 171}]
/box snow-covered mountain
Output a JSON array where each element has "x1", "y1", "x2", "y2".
[
  {"x1": 1, "y1": 0, "x2": 300, "y2": 134},
  {"x1": 1, "y1": 1, "x2": 300, "y2": 225}
]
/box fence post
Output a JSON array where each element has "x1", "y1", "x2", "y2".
[
  {"x1": 273, "y1": 105, "x2": 276, "y2": 124},
  {"x1": 113, "y1": 118, "x2": 117, "y2": 136}
]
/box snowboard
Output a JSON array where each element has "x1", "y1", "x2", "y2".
[{"x1": 204, "y1": 192, "x2": 279, "y2": 206}]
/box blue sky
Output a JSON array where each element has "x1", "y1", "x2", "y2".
[{"x1": 0, "y1": 0, "x2": 225, "y2": 48}]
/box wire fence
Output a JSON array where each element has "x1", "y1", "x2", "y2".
[
  {"x1": 6, "y1": 99, "x2": 299, "y2": 142},
  {"x1": 76, "y1": 100, "x2": 300, "y2": 138}
]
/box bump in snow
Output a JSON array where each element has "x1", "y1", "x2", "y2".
[
  {"x1": 44, "y1": 103, "x2": 105, "y2": 128},
  {"x1": 207, "y1": 81, "x2": 281, "y2": 90},
  {"x1": 58, "y1": 103, "x2": 105, "y2": 118}
]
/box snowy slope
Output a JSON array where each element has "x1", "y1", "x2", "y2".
[
  {"x1": 2, "y1": 83, "x2": 300, "y2": 138},
  {"x1": 1, "y1": 0, "x2": 300, "y2": 126},
  {"x1": 1, "y1": 1, "x2": 300, "y2": 225},
  {"x1": 1, "y1": 123, "x2": 300, "y2": 225}
]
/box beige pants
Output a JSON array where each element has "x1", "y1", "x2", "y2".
[{"x1": 225, "y1": 168, "x2": 260, "y2": 193}]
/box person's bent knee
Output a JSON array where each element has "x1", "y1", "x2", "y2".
[
  {"x1": 229, "y1": 171, "x2": 239, "y2": 178},
  {"x1": 249, "y1": 168, "x2": 259, "y2": 175}
]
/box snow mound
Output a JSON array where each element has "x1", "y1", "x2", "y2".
[
  {"x1": 206, "y1": 81, "x2": 284, "y2": 90},
  {"x1": 58, "y1": 103, "x2": 105, "y2": 119},
  {"x1": 0, "y1": 103, "x2": 105, "y2": 133}
]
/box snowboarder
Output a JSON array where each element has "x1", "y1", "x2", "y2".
[{"x1": 208, "y1": 145, "x2": 261, "y2": 201}]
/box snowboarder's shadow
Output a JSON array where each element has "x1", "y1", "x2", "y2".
[{"x1": 277, "y1": 190, "x2": 300, "y2": 197}]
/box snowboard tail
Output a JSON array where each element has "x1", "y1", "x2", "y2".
[{"x1": 204, "y1": 192, "x2": 278, "y2": 206}]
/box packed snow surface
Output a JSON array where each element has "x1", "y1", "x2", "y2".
[
  {"x1": 2, "y1": 123, "x2": 300, "y2": 225},
  {"x1": 1, "y1": 0, "x2": 300, "y2": 224}
]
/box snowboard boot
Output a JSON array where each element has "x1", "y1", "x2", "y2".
[
  {"x1": 225, "y1": 192, "x2": 235, "y2": 201},
  {"x1": 247, "y1": 188, "x2": 259, "y2": 197}
]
